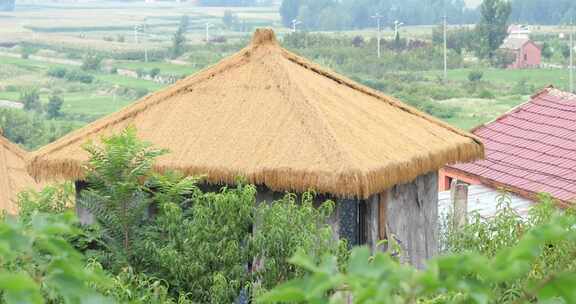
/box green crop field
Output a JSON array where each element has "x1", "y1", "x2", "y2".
[
  {"x1": 113, "y1": 61, "x2": 199, "y2": 76},
  {"x1": 425, "y1": 68, "x2": 570, "y2": 91}
]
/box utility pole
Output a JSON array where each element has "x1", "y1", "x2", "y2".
[
  {"x1": 393, "y1": 20, "x2": 404, "y2": 43},
  {"x1": 371, "y1": 13, "x2": 383, "y2": 58},
  {"x1": 443, "y1": 15, "x2": 448, "y2": 81},
  {"x1": 291, "y1": 19, "x2": 301, "y2": 33},
  {"x1": 205, "y1": 23, "x2": 212, "y2": 44},
  {"x1": 570, "y1": 19, "x2": 574, "y2": 93},
  {"x1": 134, "y1": 24, "x2": 140, "y2": 44}
]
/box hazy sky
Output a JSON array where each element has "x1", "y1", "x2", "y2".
[{"x1": 465, "y1": 0, "x2": 482, "y2": 8}]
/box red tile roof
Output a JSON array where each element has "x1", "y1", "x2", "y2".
[{"x1": 449, "y1": 87, "x2": 576, "y2": 203}]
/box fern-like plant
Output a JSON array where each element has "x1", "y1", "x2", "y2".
[{"x1": 79, "y1": 127, "x2": 167, "y2": 264}]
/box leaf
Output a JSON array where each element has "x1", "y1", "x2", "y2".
[
  {"x1": 257, "y1": 279, "x2": 308, "y2": 303},
  {"x1": 538, "y1": 273, "x2": 576, "y2": 303},
  {"x1": 0, "y1": 272, "x2": 43, "y2": 304}
]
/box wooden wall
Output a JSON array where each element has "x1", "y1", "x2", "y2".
[{"x1": 382, "y1": 171, "x2": 439, "y2": 268}]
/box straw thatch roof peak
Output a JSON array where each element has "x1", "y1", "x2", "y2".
[
  {"x1": 0, "y1": 136, "x2": 42, "y2": 213},
  {"x1": 28, "y1": 29, "x2": 483, "y2": 199},
  {"x1": 250, "y1": 28, "x2": 279, "y2": 47}
]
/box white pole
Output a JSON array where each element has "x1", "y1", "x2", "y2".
[
  {"x1": 205, "y1": 23, "x2": 211, "y2": 43},
  {"x1": 570, "y1": 20, "x2": 574, "y2": 93},
  {"x1": 371, "y1": 13, "x2": 383, "y2": 58},
  {"x1": 443, "y1": 15, "x2": 448, "y2": 81},
  {"x1": 134, "y1": 25, "x2": 138, "y2": 44},
  {"x1": 377, "y1": 18, "x2": 381, "y2": 58}
]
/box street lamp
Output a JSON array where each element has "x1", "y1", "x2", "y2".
[{"x1": 291, "y1": 19, "x2": 302, "y2": 33}]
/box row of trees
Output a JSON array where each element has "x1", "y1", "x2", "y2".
[
  {"x1": 280, "y1": 0, "x2": 478, "y2": 30},
  {"x1": 510, "y1": 0, "x2": 576, "y2": 25}
]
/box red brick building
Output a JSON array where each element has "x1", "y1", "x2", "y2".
[
  {"x1": 500, "y1": 37, "x2": 541, "y2": 69},
  {"x1": 440, "y1": 88, "x2": 576, "y2": 206}
]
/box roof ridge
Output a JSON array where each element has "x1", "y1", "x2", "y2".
[
  {"x1": 277, "y1": 47, "x2": 484, "y2": 148},
  {"x1": 0, "y1": 135, "x2": 26, "y2": 160}
]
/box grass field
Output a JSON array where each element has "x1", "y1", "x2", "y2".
[
  {"x1": 113, "y1": 61, "x2": 199, "y2": 76},
  {"x1": 424, "y1": 68, "x2": 569, "y2": 91},
  {"x1": 0, "y1": 55, "x2": 166, "y2": 118},
  {"x1": 441, "y1": 95, "x2": 529, "y2": 130}
]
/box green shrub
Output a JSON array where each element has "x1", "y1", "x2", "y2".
[
  {"x1": 0, "y1": 209, "x2": 111, "y2": 303},
  {"x1": 76, "y1": 128, "x2": 344, "y2": 303},
  {"x1": 478, "y1": 89, "x2": 495, "y2": 99},
  {"x1": 260, "y1": 198, "x2": 576, "y2": 304},
  {"x1": 81, "y1": 54, "x2": 102, "y2": 71},
  {"x1": 468, "y1": 70, "x2": 484, "y2": 82},
  {"x1": 46, "y1": 95, "x2": 64, "y2": 119},
  {"x1": 47, "y1": 67, "x2": 68, "y2": 78},
  {"x1": 135, "y1": 88, "x2": 149, "y2": 98},
  {"x1": 65, "y1": 70, "x2": 94, "y2": 84},
  {"x1": 4, "y1": 85, "x2": 18, "y2": 92},
  {"x1": 149, "y1": 67, "x2": 161, "y2": 78},
  {"x1": 19, "y1": 88, "x2": 42, "y2": 112}
]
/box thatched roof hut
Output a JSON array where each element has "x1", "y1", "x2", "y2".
[
  {"x1": 28, "y1": 29, "x2": 483, "y2": 266},
  {"x1": 0, "y1": 134, "x2": 42, "y2": 213},
  {"x1": 29, "y1": 29, "x2": 482, "y2": 199}
]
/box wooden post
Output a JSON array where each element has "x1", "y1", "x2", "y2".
[
  {"x1": 452, "y1": 183, "x2": 469, "y2": 229},
  {"x1": 366, "y1": 195, "x2": 379, "y2": 254}
]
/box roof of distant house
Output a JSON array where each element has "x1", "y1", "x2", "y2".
[
  {"x1": 27, "y1": 29, "x2": 483, "y2": 199},
  {"x1": 448, "y1": 87, "x2": 576, "y2": 204},
  {"x1": 500, "y1": 37, "x2": 532, "y2": 50},
  {"x1": 0, "y1": 134, "x2": 42, "y2": 213}
]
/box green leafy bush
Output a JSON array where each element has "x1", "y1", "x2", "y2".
[
  {"x1": 47, "y1": 67, "x2": 68, "y2": 78},
  {"x1": 259, "y1": 200, "x2": 576, "y2": 304},
  {"x1": 75, "y1": 128, "x2": 344, "y2": 303},
  {"x1": 0, "y1": 211, "x2": 111, "y2": 304},
  {"x1": 19, "y1": 88, "x2": 42, "y2": 113},
  {"x1": 468, "y1": 70, "x2": 484, "y2": 82},
  {"x1": 81, "y1": 55, "x2": 102, "y2": 71}
]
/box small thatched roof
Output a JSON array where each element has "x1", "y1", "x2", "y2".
[
  {"x1": 0, "y1": 134, "x2": 42, "y2": 213},
  {"x1": 28, "y1": 29, "x2": 483, "y2": 199}
]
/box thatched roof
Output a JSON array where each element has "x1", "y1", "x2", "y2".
[
  {"x1": 28, "y1": 29, "x2": 484, "y2": 199},
  {"x1": 0, "y1": 134, "x2": 42, "y2": 213}
]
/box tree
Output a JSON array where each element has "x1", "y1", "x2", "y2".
[
  {"x1": 222, "y1": 9, "x2": 238, "y2": 29},
  {"x1": 20, "y1": 89, "x2": 42, "y2": 113},
  {"x1": 541, "y1": 42, "x2": 553, "y2": 60},
  {"x1": 561, "y1": 44, "x2": 571, "y2": 61},
  {"x1": 476, "y1": 0, "x2": 512, "y2": 59},
  {"x1": 81, "y1": 54, "x2": 102, "y2": 71},
  {"x1": 79, "y1": 127, "x2": 168, "y2": 263},
  {"x1": 180, "y1": 15, "x2": 189, "y2": 33},
  {"x1": 172, "y1": 27, "x2": 186, "y2": 58},
  {"x1": 46, "y1": 95, "x2": 64, "y2": 119},
  {"x1": 493, "y1": 49, "x2": 516, "y2": 68},
  {"x1": 468, "y1": 70, "x2": 484, "y2": 82},
  {"x1": 280, "y1": 0, "x2": 301, "y2": 27}
]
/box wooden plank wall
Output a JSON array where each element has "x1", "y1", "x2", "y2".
[{"x1": 383, "y1": 171, "x2": 439, "y2": 269}]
